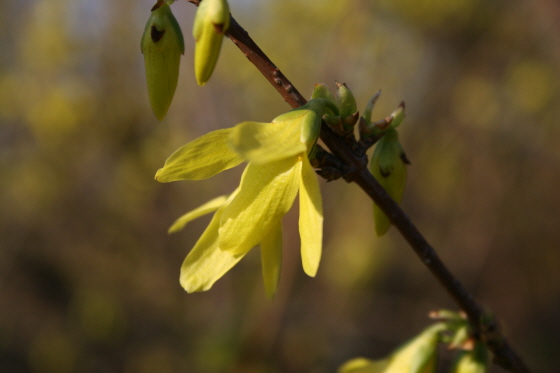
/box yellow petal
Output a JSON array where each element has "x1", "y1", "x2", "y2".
[
  {"x1": 338, "y1": 357, "x2": 389, "y2": 373},
  {"x1": 180, "y1": 194, "x2": 245, "y2": 292},
  {"x1": 339, "y1": 324, "x2": 444, "y2": 373},
  {"x1": 451, "y1": 342, "x2": 489, "y2": 373},
  {"x1": 260, "y1": 221, "x2": 283, "y2": 299},
  {"x1": 219, "y1": 157, "x2": 302, "y2": 255},
  {"x1": 168, "y1": 195, "x2": 228, "y2": 233},
  {"x1": 229, "y1": 119, "x2": 306, "y2": 164},
  {"x1": 384, "y1": 323, "x2": 443, "y2": 373},
  {"x1": 299, "y1": 156, "x2": 323, "y2": 277},
  {"x1": 155, "y1": 128, "x2": 244, "y2": 182}
]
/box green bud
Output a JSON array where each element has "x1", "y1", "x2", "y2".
[
  {"x1": 294, "y1": 99, "x2": 325, "y2": 151},
  {"x1": 141, "y1": 2, "x2": 185, "y2": 120},
  {"x1": 311, "y1": 83, "x2": 336, "y2": 108},
  {"x1": 193, "y1": 0, "x2": 230, "y2": 86},
  {"x1": 451, "y1": 343, "x2": 489, "y2": 373},
  {"x1": 370, "y1": 128, "x2": 408, "y2": 236},
  {"x1": 335, "y1": 81, "x2": 357, "y2": 118}
]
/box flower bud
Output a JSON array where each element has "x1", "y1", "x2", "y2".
[
  {"x1": 141, "y1": 2, "x2": 185, "y2": 120},
  {"x1": 335, "y1": 81, "x2": 357, "y2": 118},
  {"x1": 311, "y1": 83, "x2": 336, "y2": 108},
  {"x1": 193, "y1": 0, "x2": 230, "y2": 86},
  {"x1": 370, "y1": 128, "x2": 408, "y2": 236},
  {"x1": 451, "y1": 343, "x2": 489, "y2": 373}
]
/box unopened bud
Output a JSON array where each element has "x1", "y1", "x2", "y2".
[
  {"x1": 311, "y1": 83, "x2": 336, "y2": 109},
  {"x1": 451, "y1": 343, "x2": 489, "y2": 373},
  {"x1": 370, "y1": 128, "x2": 408, "y2": 236},
  {"x1": 335, "y1": 81, "x2": 357, "y2": 118},
  {"x1": 141, "y1": 2, "x2": 185, "y2": 120},
  {"x1": 193, "y1": 0, "x2": 230, "y2": 86}
]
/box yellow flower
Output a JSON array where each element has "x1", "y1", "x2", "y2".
[
  {"x1": 156, "y1": 100, "x2": 326, "y2": 298},
  {"x1": 338, "y1": 323, "x2": 444, "y2": 373}
]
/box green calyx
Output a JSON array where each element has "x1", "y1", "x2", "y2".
[{"x1": 141, "y1": 2, "x2": 185, "y2": 120}]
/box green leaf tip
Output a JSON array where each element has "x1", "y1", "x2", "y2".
[
  {"x1": 193, "y1": 0, "x2": 230, "y2": 86},
  {"x1": 141, "y1": 2, "x2": 185, "y2": 120}
]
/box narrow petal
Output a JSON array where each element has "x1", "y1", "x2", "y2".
[
  {"x1": 260, "y1": 221, "x2": 283, "y2": 299},
  {"x1": 180, "y1": 197, "x2": 245, "y2": 292},
  {"x1": 219, "y1": 157, "x2": 301, "y2": 255},
  {"x1": 229, "y1": 119, "x2": 306, "y2": 164},
  {"x1": 168, "y1": 195, "x2": 228, "y2": 233},
  {"x1": 155, "y1": 128, "x2": 244, "y2": 182},
  {"x1": 299, "y1": 156, "x2": 323, "y2": 277},
  {"x1": 338, "y1": 358, "x2": 389, "y2": 373}
]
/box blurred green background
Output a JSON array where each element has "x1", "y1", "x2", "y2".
[{"x1": 1, "y1": 0, "x2": 559, "y2": 372}]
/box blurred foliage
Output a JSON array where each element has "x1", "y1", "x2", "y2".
[{"x1": 1, "y1": 0, "x2": 559, "y2": 372}]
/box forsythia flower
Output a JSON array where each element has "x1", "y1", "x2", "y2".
[
  {"x1": 338, "y1": 323, "x2": 444, "y2": 373},
  {"x1": 156, "y1": 100, "x2": 327, "y2": 298}
]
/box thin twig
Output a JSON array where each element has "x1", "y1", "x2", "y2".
[{"x1": 186, "y1": 1, "x2": 532, "y2": 372}]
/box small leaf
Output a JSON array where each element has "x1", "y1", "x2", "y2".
[
  {"x1": 362, "y1": 90, "x2": 381, "y2": 125},
  {"x1": 141, "y1": 3, "x2": 185, "y2": 120}
]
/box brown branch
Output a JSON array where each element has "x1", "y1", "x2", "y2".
[{"x1": 186, "y1": 1, "x2": 532, "y2": 372}]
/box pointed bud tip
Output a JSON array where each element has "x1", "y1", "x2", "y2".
[{"x1": 335, "y1": 80, "x2": 347, "y2": 89}]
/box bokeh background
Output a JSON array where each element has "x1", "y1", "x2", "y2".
[{"x1": 1, "y1": 0, "x2": 559, "y2": 372}]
